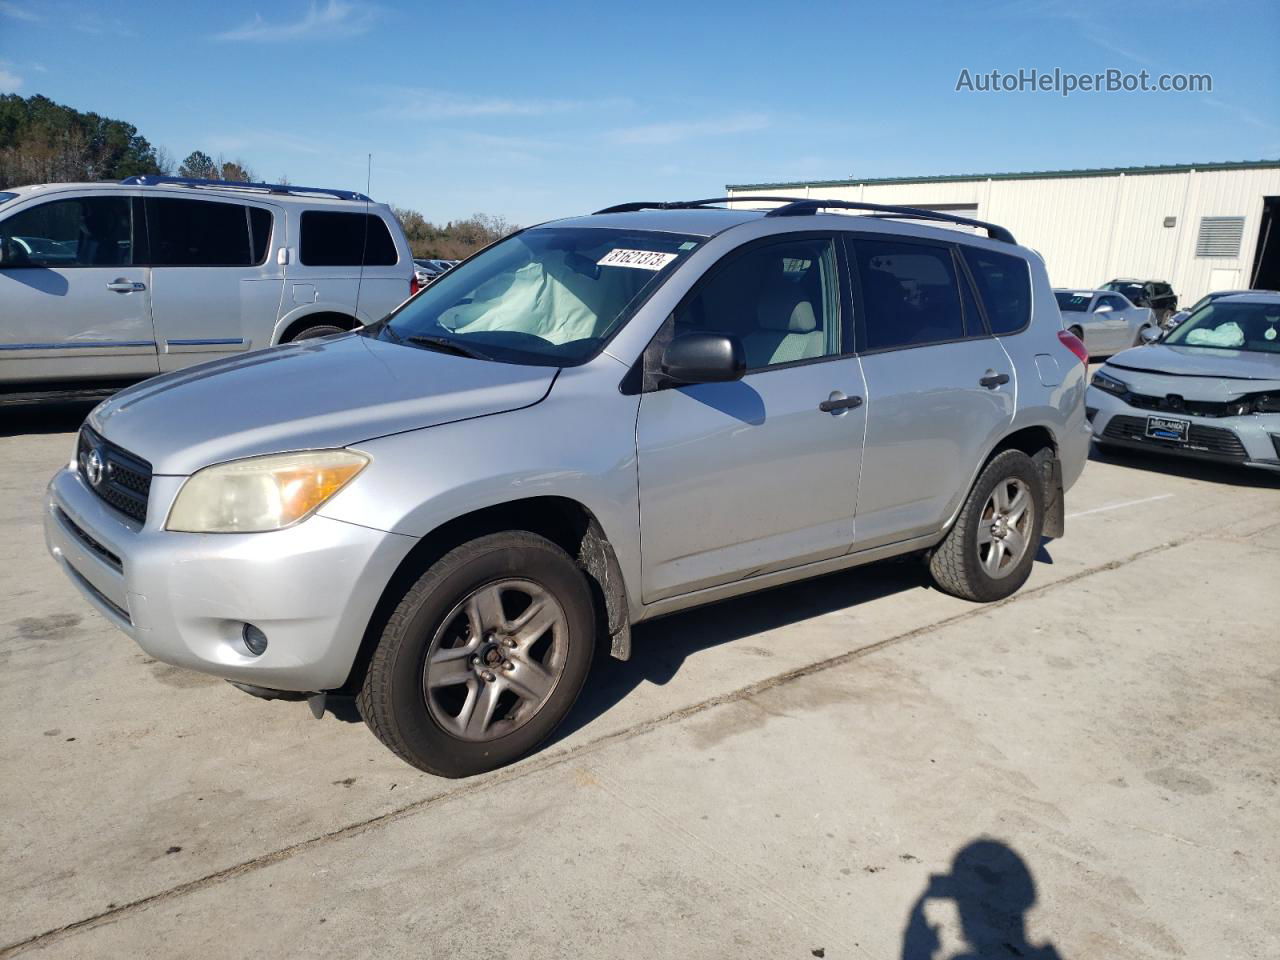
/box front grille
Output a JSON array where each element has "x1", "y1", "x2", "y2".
[
  {"x1": 1103, "y1": 415, "x2": 1248, "y2": 459},
  {"x1": 1121, "y1": 391, "x2": 1241, "y2": 418},
  {"x1": 77, "y1": 427, "x2": 152, "y2": 524}
]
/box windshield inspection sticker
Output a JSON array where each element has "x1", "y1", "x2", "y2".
[{"x1": 597, "y1": 249, "x2": 678, "y2": 271}]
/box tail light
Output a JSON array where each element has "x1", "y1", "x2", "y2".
[
  {"x1": 1058, "y1": 329, "x2": 1089, "y2": 366},
  {"x1": 410, "y1": 276, "x2": 423, "y2": 297}
]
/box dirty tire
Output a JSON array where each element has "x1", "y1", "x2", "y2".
[
  {"x1": 357, "y1": 532, "x2": 595, "y2": 777},
  {"x1": 288, "y1": 323, "x2": 346, "y2": 341},
  {"x1": 929, "y1": 449, "x2": 1045, "y2": 603}
]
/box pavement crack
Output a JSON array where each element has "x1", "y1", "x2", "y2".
[{"x1": 1, "y1": 533, "x2": 1193, "y2": 957}]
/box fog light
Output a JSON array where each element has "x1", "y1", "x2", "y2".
[{"x1": 242, "y1": 623, "x2": 268, "y2": 657}]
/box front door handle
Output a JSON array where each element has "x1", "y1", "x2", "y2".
[
  {"x1": 979, "y1": 371, "x2": 1010, "y2": 389},
  {"x1": 106, "y1": 279, "x2": 146, "y2": 293},
  {"x1": 818, "y1": 393, "x2": 864, "y2": 414}
]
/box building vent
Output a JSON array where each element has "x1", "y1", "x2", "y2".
[{"x1": 1194, "y1": 216, "x2": 1245, "y2": 257}]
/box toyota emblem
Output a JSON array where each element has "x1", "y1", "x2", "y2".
[{"x1": 85, "y1": 447, "x2": 105, "y2": 487}]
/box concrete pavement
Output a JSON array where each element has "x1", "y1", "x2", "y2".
[{"x1": 2, "y1": 401, "x2": 1277, "y2": 958}]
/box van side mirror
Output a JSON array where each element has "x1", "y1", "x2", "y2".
[{"x1": 661, "y1": 333, "x2": 745, "y2": 385}]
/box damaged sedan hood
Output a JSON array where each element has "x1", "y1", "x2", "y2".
[
  {"x1": 1104, "y1": 345, "x2": 1280, "y2": 400},
  {"x1": 89, "y1": 333, "x2": 557, "y2": 475}
]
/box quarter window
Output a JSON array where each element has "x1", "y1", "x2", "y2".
[
  {"x1": 851, "y1": 239, "x2": 964, "y2": 350},
  {"x1": 0, "y1": 196, "x2": 133, "y2": 267},
  {"x1": 960, "y1": 247, "x2": 1031, "y2": 335},
  {"x1": 146, "y1": 198, "x2": 263, "y2": 266},
  {"x1": 672, "y1": 237, "x2": 841, "y2": 370},
  {"x1": 300, "y1": 212, "x2": 397, "y2": 266}
]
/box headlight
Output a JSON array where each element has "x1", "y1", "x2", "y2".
[
  {"x1": 1091, "y1": 369, "x2": 1128, "y2": 396},
  {"x1": 1251, "y1": 393, "x2": 1280, "y2": 414},
  {"x1": 166, "y1": 450, "x2": 369, "y2": 533}
]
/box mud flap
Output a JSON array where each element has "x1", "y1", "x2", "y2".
[{"x1": 1038, "y1": 454, "x2": 1065, "y2": 538}]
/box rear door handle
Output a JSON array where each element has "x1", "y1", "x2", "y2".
[
  {"x1": 106, "y1": 279, "x2": 146, "y2": 293},
  {"x1": 818, "y1": 393, "x2": 864, "y2": 414},
  {"x1": 979, "y1": 372, "x2": 1010, "y2": 389}
]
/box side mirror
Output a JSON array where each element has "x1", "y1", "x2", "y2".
[
  {"x1": 1140, "y1": 327, "x2": 1162, "y2": 344},
  {"x1": 661, "y1": 333, "x2": 745, "y2": 385},
  {"x1": 1094, "y1": 304, "x2": 1112, "y2": 314}
]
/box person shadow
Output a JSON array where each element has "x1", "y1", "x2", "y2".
[{"x1": 901, "y1": 839, "x2": 1063, "y2": 960}]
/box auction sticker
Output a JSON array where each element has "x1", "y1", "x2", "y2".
[{"x1": 597, "y1": 249, "x2": 678, "y2": 271}]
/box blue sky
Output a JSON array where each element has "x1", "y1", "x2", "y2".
[{"x1": 2, "y1": 0, "x2": 1277, "y2": 225}]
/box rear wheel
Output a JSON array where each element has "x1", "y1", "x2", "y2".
[
  {"x1": 929, "y1": 449, "x2": 1044, "y2": 602},
  {"x1": 357, "y1": 532, "x2": 595, "y2": 777}
]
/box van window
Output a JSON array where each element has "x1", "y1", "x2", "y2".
[
  {"x1": 851, "y1": 239, "x2": 964, "y2": 350},
  {"x1": 249, "y1": 207, "x2": 273, "y2": 264},
  {"x1": 147, "y1": 198, "x2": 260, "y2": 266},
  {"x1": 961, "y1": 247, "x2": 1031, "y2": 334},
  {"x1": 0, "y1": 196, "x2": 133, "y2": 267},
  {"x1": 300, "y1": 212, "x2": 397, "y2": 266}
]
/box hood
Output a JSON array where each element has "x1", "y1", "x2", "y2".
[
  {"x1": 1103, "y1": 345, "x2": 1280, "y2": 400},
  {"x1": 90, "y1": 334, "x2": 557, "y2": 475}
]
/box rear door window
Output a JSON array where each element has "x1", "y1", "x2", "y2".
[
  {"x1": 146, "y1": 198, "x2": 261, "y2": 266},
  {"x1": 0, "y1": 196, "x2": 134, "y2": 267},
  {"x1": 849, "y1": 238, "x2": 965, "y2": 351},
  {"x1": 960, "y1": 247, "x2": 1031, "y2": 335},
  {"x1": 299, "y1": 212, "x2": 397, "y2": 266}
]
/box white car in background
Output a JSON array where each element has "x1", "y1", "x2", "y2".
[
  {"x1": 1054, "y1": 288, "x2": 1158, "y2": 358},
  {"x1": 0, "y1": 176, "x2": 414, "y2": 404},
  {"x1": 1088, "y1": 293, "x2": 1280, "y2": 472}
]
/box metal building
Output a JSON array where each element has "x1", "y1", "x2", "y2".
[{"x1": 726, "y1": 160, "x2": 1280, "y2": 304}]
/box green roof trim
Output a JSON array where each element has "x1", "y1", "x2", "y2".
[{"x1": 726, "y1": 159, "x2": 1280, "y2": 192}]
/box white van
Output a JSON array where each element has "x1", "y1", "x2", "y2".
[{"x1": 0, "y1": 176, "x2": 415, "y2": 403}]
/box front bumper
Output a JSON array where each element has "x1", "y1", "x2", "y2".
[
  {"x1": 1087, "y1": 386, "x2": 1280, "y2": 473},
  {"x1": 45, "y1": 465, "x2": 417, "y2": 691}
]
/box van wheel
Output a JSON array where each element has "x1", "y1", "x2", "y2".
[
  {"x1": 357, "y1": 532, "x2": 596, "y2": 777},
  {"x1": 288, "y1": 323, "x2": 347, "y2": 341},
  {"x1": 929, "y1": 449, "x2": 1044, "y2": 602}
]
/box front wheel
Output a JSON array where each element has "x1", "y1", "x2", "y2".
[
  {"x1": 929, "y1": 449, "x2": 1045, "y2": 602},
  {"x1": 357, "y1": 532, "x2": 596, "y2": 777}
]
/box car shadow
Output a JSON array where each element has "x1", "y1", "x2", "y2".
[
  {"x1": 1090, "y1": 442, "x2": 1280, "y2": 488},
  {"x1": 549, "y1": 555, "x2": 934, "y2": 746},
  {"x1": 0, "y1": 400, "x2": 98, "y2": 438}
]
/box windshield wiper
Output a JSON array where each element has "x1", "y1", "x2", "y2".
[{"x1": 405, "y1": 334, "x2": 492, "y2": 361}]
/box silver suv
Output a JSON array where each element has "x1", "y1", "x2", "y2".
[
  {"x1": 0, "y1": 176, "x2": 413, "y2": 403},
  {"x1": 44, "y1": 197, "x2": 1091, "y2": 776}
]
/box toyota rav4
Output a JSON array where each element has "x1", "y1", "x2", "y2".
[{"x1": 45, "y1": 197, "x2": 1091, "y2": 776}]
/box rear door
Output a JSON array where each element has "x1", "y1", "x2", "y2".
[
  {"x1": 145, "y1": 196, "x2": 284, "y2": 371},
  {"x1": 0, "y1": 191, "x2": 157, "y2": 386},
  {"x1": 635, "y1": 233, "x2": 866, "y2": 602},
  {"x1": 848, "y1": 234, "x2": 1015, "y2": 548}
]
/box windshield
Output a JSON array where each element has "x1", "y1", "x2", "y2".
[
  {"x1": 1055, "y1": 291, "x2": 1094, "y2": 312},
  {"x1": 1104, "y1": 281, "x2": 1144, "y2": 301},
  {"x1": 1164, "y1": 300, "x2": 1280, "y2": 354},
  {"x1": 379, "y1": 227, "x2": 700, "y2": 365}
]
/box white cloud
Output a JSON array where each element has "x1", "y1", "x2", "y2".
[
  {"x1": 606, "y1": 113, "x2": 769, "y2": 146},
  {"x1": 393, "y1": 89, "x2": 629, "y2": 120},
  {"x1": 0, "y1": 1, "x2": 39, "y2": 22},
  {"x1": 215, "y1": 0, "x2": 377, "y2": 42},
  {"x1": 0, "y1": 64, "x2": 23, "y2": 92}
]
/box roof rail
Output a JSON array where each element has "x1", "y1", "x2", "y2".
[
  {"x1": 764, "y1": 199, "x2": 1016, "y2": 244},
  {"x1": 119, "y1": 175, "x2": 372, "y2": 203},
  {"x1": 593, "y1": 196, "x2": 811, "y2": 214}
]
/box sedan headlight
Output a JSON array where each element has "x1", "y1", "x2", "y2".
[
  {"x1": 1251, "y1": 393, "x2": 1280, "y2": 414},
  {"x1": 1091, "y1": 369, "x2": 1128, "y2": 396},
  {"x1": 166, "y1": 450, "x2": 369, "y2": 533}
]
